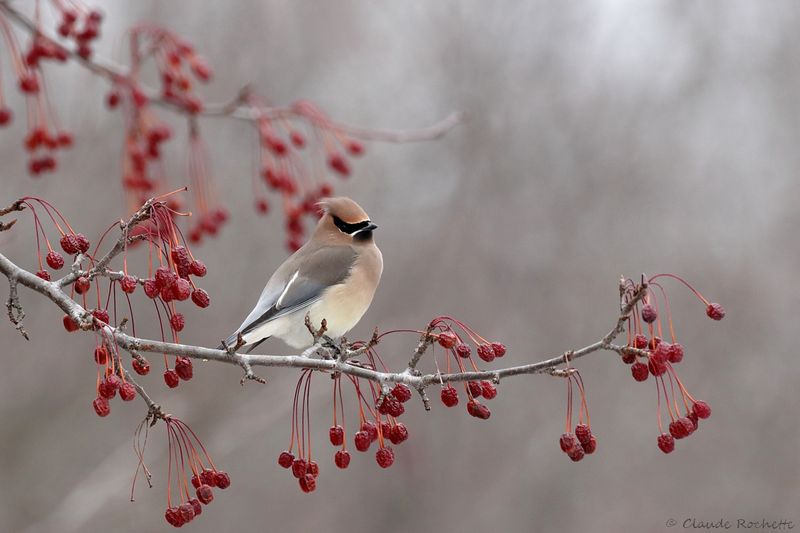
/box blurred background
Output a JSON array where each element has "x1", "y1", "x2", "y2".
[{"x1": 1, "y1": 1, "x2": 798, "y2": 532}]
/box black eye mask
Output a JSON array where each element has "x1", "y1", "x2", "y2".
[{"x1": 332, "y1": 216, "x2": 371, "y2": 235}]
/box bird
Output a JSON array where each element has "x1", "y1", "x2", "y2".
[{"x1": 219, "y1": 197, "x2": 383, "y2": 351}]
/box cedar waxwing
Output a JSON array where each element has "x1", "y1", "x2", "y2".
[{"x1": 220, "y1": 197, "x2": 383, "y2": 351}]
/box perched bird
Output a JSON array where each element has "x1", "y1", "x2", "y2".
[{"x1": 220, "y1": 197, "x2": 383, "y2": 351}]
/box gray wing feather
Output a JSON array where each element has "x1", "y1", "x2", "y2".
[{"x1": 222, "y1": 246, "x2": 357, "y2": 347}]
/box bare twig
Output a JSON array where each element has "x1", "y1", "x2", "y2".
[{"x1": 5, "y1": 277, "x2": 28, "y2": 340}]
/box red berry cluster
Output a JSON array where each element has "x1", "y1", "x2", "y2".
[
  {"x1": 92, "y1": 343, "x2": 137, "y2": 417},
  {"x1": 53, "y1": 5, "x2": 103, "y2": 59},
  {"x1": 558, "y1": 370, "x2": 597, "y2": 462},
  {"x1": 427, "y1": 317, "x2": 506, "y2": 419},
  {"x1": 158, "y1": 417, "x2": 229, "y2": 527},
  {"x1": 620, "y1": 275, "x2": 722, "y2": 454}
]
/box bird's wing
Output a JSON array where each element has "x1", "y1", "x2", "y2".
[{"x1": 225, "y1": 246, "x2": 357, "y2": 346}]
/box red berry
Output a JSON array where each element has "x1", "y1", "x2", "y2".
[
  {"x1": 575, "y1": 424, "x2": 592, "y2": 445},
  {"x1": 255, "y1": 198, "x2": 270, "y2": 214},
  {"x1": 440, "y1": 385, "x2": 459, "y2": 407},
  {"x1": 491, "y1": 342, "x2": 506, "y2": 357},
  {"x1": 633, "y1": 333, "x2": 648, "y2": 349},
  {"x1": 455, "y1": 344, "x2": 471, "y2": 358},
  {"x1": 175, "y1": 357, "x2": 193, "y2": 380},
  {"x1": 63, "y1": 314, "x2": 79, "y2": 332},
  {"x1": 189, "y1": 260, "x2": 207, "y2": 277},
  {"x1": 299, "y1": 473, "x2": 316, "y2": 493},
  {"x1": 120, "y1": 275, "x2": 137, "y2": 294},
  {"x1": 19, "y1": 74, "x2": 39, "y2": 93},
  {"x1": 214, "y1": 471, "x2": 231, "y2": 489},
  {"x1": 92, "y1": 308, "x2": 109, "y2": 326},
  {"x1": 354, "y1": 431, "x2": 371, "y2": 452},
  {"x1": 164, "y1": 369, "x2": 180, "y2": 388},
  {"x1": 378, "y1": 395, "x2": 404, "y2": 417},
  {"x1": 192, "y1": 288, "x2": 210, "y2": 308},
  {"x1": 329, "y1": 425, "x2": 344, "y2": 446},
  {"x1": 657, "y1": 433, "x2": 675, "y2": 453},
  {"x1": 57, "y1": 131, "x2": 73, "y2": 147},
  {"x1": 75, "y1": 233, "x2": 90, "y2": 253},
  {"x1": 466, "y1": 400, "x2": 490, "y2": 419},
  {"x1": 106, "y1": 90, "x2": 120, "y2": 108},
  {"x1": 189, "y1": 499, "x2": 202, "y2": 517},
  {"x1": 480, "y1": 381, "x2": 497, "y2": 399},
  {"x1": 346, "y1": 140, "x2": 364, "y2": 156},
  {"x1": 560, "y1": 432, "x2": 579, "y2": 453},
  {"x1": 389, "y1": 423, "x2": 409, "y2": 445},
  {"x1": 631, "y1": 361, "x2": 649, "y2": 381},
  {"x1": 706, "y1": 303, "x2": 725, "y2": 320},
  {"x1": 583, "y1": 435, "x2": 597, "y2": 454},
  {"x1": 35, "y1": 270, "x2": 51, "y2": 281},
  {"x1": 687, "y1": 412, "x2": 699, "y2": 431},
  {"x1": 621, "y1": 351, "x2": 636, "y2": 364},
  {"x1": 391, "y1": 383, "x2": 412, "y2": 403},
  {"x1": 196, "y1": 485, "x2": 214, "y2": 504},
  {"x1": 357, "y1": 421, "x2": 375, "y2": 443},
  {"x1": 191, "y1": 474, "x2": 201, "y2": 489},
  {"x1": 98, "y1": 378, "x2": 117, "y2": 399},
  {"x1": 477, "y1": 343, "x2": 495, "y2": 362},
  {"x1": 46, "y1": 250, "x2": 64, "y2": 270},
  {"x1": 94, "y1": 346, "x2": 108, "y2": 364},
  {"x1": 328, "y1": 153, "x2": 350, "y2": 176},
  {"x1": 120, "y1": 382, "x2": 136, "y2": 401},
  {"x1": 74, "y1": 276, "x2": 90, "y2": 294},
  {"x1": 468, "y1": 381, "x2": 482, "y2": 398},
  {"x1": 381, "y1": 421, "x2": 392, "y2": 437},
  {"x1": 93, "y1": 396, "x2": 110, "y2": 417},
  {"x1": 143, "y1": 279, "x2": 159, "y2": 299},
  {"x1": 132, "y1": 358, "x2": 150, "y2": 375},
  {"x1": 437, "y1": 331, "x2": 458, "y2": 349},
  {"x1": 155, "y1": 267, "x2": 173, "y2": 289},
  {"x1": 170, "y1": 313, "x2": 185, "y2": 332},
  {"x1": 170, "y1": 246, "x2": 190, "y2": 267},
  {"x1": 651, "y1": 342, "x2": 670, "y2": 364},
  {"x1": 376, "y1": 447, "x2": 395, "y2": 468},
  {"x1": 291, "y1": 458, "x2": 307, "y2": 478},
  {"x1": 692, "y1": 400, "x2": 711, "y2": 419},
  {"x1": 669, "y1": 419, "x2": 689, "y2": 440},
  {"x1": 334, "y1": 450, "x2": 351, "y2": 468},
  {"x1": 60, "y1": 234, "x2": 79, "y2": 254},
  {"x1": 641, "y1": 304, "x2": 657, "y2": 323},
  {"x1": 278, "y1": 451, "x2": 294, "y2": 468},
  {"x1": 668, "y1": 343, "x2": 684, "y2": 363},
  {"x1": 307, "y1": 460, "x2": 319, "y2": 478},
  {"x1": 173, "y1": 278, "x2": 191, "y2": 301},
  {"x1": 164, "y1": 507, "x2": 182, "y2": 527},
  {"x1": 200, "y1": 469, "x2": 217, "y2": 487},
  {"x1": 568, "y1": 446, "x2": 585, "y2": 462}
]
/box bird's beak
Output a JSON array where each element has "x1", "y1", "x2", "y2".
[{"x1": 364, "y1": 222, "x2": 378, "y2": 231}]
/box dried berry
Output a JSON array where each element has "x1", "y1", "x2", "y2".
[
  {"x1": 631, "y1": 361, "x2": 649, "y2": 382},
  {"x1": 164, "y1": 369, "x2": 180, "y2": 388},
  {"x1": 75, "y1": 234, "x2": 90, "y2": 253},
  {"x1": 657, "y1": 433, "x2": 675, "y2": 453},
  {"x1": 170, "y1": 313, "x2": 185, "y2": 332},
  {"x1": 74, "y1": 276, "x2": 90, "y2": 294},
  {"x1": 575, "y1": 424, "x2": 592, "y2": 445},
  {"x1": 641, "y1": 304, "x2": 657, "y2": 323},
  {"x1": 389, "y1": 423, "x2": 409, "y2": 445},
  {"x1": 480, "y1": 381, "x2": 497, "y2": 399},
  {"x1": 189, "y1": 260, "x2": 207, "y2": 277},
  {"x1": 94, "y1": 346, "x2": 108, "y2": 364},
  {"x1": 196, "y1": 485, "x2": 214, "y2": 504},
  {"x1": 307, "y1": 460, "x2": 319, "y2": 478},
  {"x1": 455, "y1": 344, "x2": 471, "y2": 358},
  {"x1": 621, "y1": 351, "x2": 636, "y2": 364},
  {"x1": 46, "y1": 250, "x2": 64, "y2": 270},
  {"x1": 119, "y1": 382, "x2": 136, "y2": 401},
  {"x1": 633, "y1": 333, "x2": 648, "y2": 349},
  {"x1": 668, "y1": 343, "x2": 685, "y2": 363},
  {"x1": 63, "y1": 314, "x2": 79, "y2": 332},
  {"x1": 376, "y1": 447, "x2": 395, "y2": 468},
  {"x1": 143, "y1": 279, "x2": 159, "y2": 299},
  {"x1": 437, "y1": 331, "x2": 458, "y2": 349},
  {"x1": 567, "y1": 446, "x2": 585, "y2": 462},
  {"x1": 648, "y1": 357, "x2": 667, "y2": 377},
  {"x1": 93, "y1": 396, "x2": 110, "y2": 417},
  {"x1": 441, "y1": 385, "x2": 459, "y2": 407},
  {"x1": 468, "y1": 381, "x2": 482, "y2": 398},
  {"x1": 291, "y1": 458, "x2": 307, "y2": 478},
  {"x1": 189, "y1": 499, "x2": 202, "y2": 517},
  {"x1": 476, "y1": 343, "x2": 495, "y2": 362},
  {"x1": 92, "y1": 308, "x2": 109, "y2": 325},
  {"x1": 329, "y1": 425, "x2": 344, "y2": 446},
  {"x1": 299, "y1": 473, "x2": 316, "y2": 493},
  {"x1": 192, "y1": 288, "x2": 210, "y2": 308},
  {"x1": 120, "y1": 275, "x2": 137, "y2": 294},
  {"x1": 175, "y1": 357, "x2": 193, "y2": 380},
  {"x1": 467, "y1": 400, "x2": 490, "y2": 419},
  {"x1": 35, "y1": 270, "x2": 51, "y2": 281},
  {"x1": 98, "y1": 378, "x2": 117, "y2": 399},
  {"x1": 334, "y1": 450, "x2": 351, "y2": 469},
  {"x1": 178, "y1": 502, "x2": 195, "y2": 523},
  {"x1": 560, "y1": 432, "x2": 579, "y2": 453},
  {"x1": 692, "y1": 400, "x2": 712, "y2": 419},
  {"x1": 491, "y1": 342, "x2": 506, "y2": 357},
  {"x1": 354, "y1": 431, "x2": 371, "y2": 452},
  {"x1": 200, "y1": 469, "x2": 217, "y2": 487},
  {"x1": 174, "y1": 278, "x2": 191, "y2": 300},
  {"x1": 132, "y1": 358, "x2": 150, "y2": 375},
  {"x1": 582, "y1": 435, "x2": 597, "y2": 454},
  {"x1": 706, "y1": 303, "x2": 725, "y2": 320},
  {"x1": 214, "y1": 471, "x2": 231, "y2": 489},
  {"x1": 391, "y1": 383, "x2": 412, "y2": 403}
]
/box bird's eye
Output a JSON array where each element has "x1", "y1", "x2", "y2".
[{"x1": 332, "y1": 215, "x2": 370, "y2": 235}]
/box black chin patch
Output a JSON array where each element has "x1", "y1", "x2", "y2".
[
  {"x1": 332, "y1": 215, "x2": 371, "y2": 235},
  {"x1": 353, "y1": 229, "x2": 373, "y2": 242}
]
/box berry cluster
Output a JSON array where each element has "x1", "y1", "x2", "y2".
[
  {"x1": 620, "y1": 275, "x2": 723, "y2": 453},
  {"x1": 428, "y1": 317, "x2": 506, "y2": 419},
  {"x1": 92, "y1": 342, "x2": 137, "y2": 417},
  {"x1": 53, "y1": 4, "x2": 103, "y2": 59},
  {"x1": 558, "y1": 370, "x2": 597, "y2": 462},
  {"x1": 159, "y1": 417, "x2": 229, "y2": 527}
]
